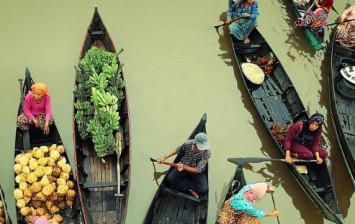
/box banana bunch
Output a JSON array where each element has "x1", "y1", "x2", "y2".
[
  {"x1": 91, "y1": 87, "x2": 119, "y2": 108},
  {"x1": 102, "y1": 62, "x2": 118, "y2": 79},
  {"x1": 87, "y1": 117, "x2": 117, "y2": 157},
  {"x1": 74, "y1": 101, "x2": 92, "y2": 110}
]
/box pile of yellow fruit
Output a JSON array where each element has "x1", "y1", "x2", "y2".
[
  {"x1": 13, "y1": 144, "x2": 75, "y2": 224},
  {"x1": 0, "y1": 199, "x2": 6, "y2": 223}
]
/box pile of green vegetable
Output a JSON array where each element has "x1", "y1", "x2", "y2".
[{"x1": 73, "y1": 46, "x2": 125, "y2": 157}]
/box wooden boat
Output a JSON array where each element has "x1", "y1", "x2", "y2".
[
  {"x1": 0, "y1": 185, "x2": 12, "y2": 224},
  {"x1": 228, "y1": 1, "x2": 343, "y2": 221},
  {"x1": 143, "y1": 113, "x2": 209, "y2": 224},
  {"x1": 14, "y1": 68, "x2": 83, "y2": 224},
  {"x1": 329, "y1": 5, "x2": 355, "y2": 186},
  {"x1": 216, "y1": 163, "x2": 246, "y2": 218},
  {"x1": 73, "y1": 7, "x2": 131, "y2": 224},
  {"x1": 288, "y1": 0, "x2": 324, "y2": 50}
]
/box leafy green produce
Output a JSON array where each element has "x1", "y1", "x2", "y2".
[{"x1": 74, "y1": 46, "x2": 125, "y2": 157}]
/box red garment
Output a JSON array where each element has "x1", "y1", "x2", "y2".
[{"x1": 283, "y1": 121, "x2": 328, "y2": 159}]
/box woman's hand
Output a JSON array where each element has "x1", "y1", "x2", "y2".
[
  {"x1": 267, "y1": 186, "x2": 275, "y2": 193},
  {"x1": 316, "y1": 157, "x2": 323, "y2": 164},
  {"x1": 285, "y1": 155, "x2": 293, "y2": 164},
  {"x1": 177, "y1": 163, "x2": 184, "y2": 172},
  {"x1": 43, "y1": 121, "x2": 50, "y2": 135},
  {"x1": 226, "y1": 18, "x2": 232, "y2": 23},
  {"x1": 33, "y1": 119, "x2": 40, "y2": 128},
  {"x1": 157, "y1": 155, "x2": 167, "y2": 164},
  {"x1": 242, "y1": 13, "x2": 250, "y2": 17},
  {"x1": 271, "y1": 210, "x2": 280, "y2": 217}
]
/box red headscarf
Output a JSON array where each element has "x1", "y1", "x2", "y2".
[
  {"x1": 321, "y1": 0, "x2": 334, "y2": 11},
  {"x1": 31, "y1": 83, "x2": 48, "y2": 96}
]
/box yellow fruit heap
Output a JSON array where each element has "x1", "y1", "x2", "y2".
[{"x1": 13, "y1": 144, "x2": 75, "y2": 224}]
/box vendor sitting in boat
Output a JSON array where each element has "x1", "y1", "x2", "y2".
[
  {"x1": 336, "y1": 5, "x2": 355, "y2": 48},
  {"x1": 17, "y1": 83, "x2": 54, "y2": 135},
  {"x1": 284, "y1": 113, "x2": 329, "y2": 164},
  {"x1": 218, "y1": 182, "x2": 280, "y2": 224},
  {"x1": 295, "y1": 0, "x2": 334, "y2": 36},
  {"x1": 226, "y1": 0, "x2": 259, "y2": 45},
  {"x1": 157, "y1": 132, "x2": 211, "y2": 198}
]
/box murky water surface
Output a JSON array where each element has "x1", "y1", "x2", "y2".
[{"x1": 0, "y1": 0, "x2": 354, "y2": 223}]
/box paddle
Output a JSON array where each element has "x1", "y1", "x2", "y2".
[
  {"x1": 214, "y1": 17, "x2": 243, "y2": 29},
  {"x1": 271, "y1": 193, "x2": 281, "y2": 224},
  {"x1": 327, "y1": 18, "x2": 355, "y2": 26},
  {"x1": 18, "y1": 78, "x2": 24, "y2": 108},
  {"x1": 150, "y1": 157, "x2": 178, "y2": 167},
  {"x1": 227, "y1": 157, "x2": 317, "y2": 165},
  {"x1": 114, "y1": 130, "x2": 124, "y2": 197}
]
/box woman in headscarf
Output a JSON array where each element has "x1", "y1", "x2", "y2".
[
  {"x1": 17, "y1": 83, "x2": 53, "y2": 135},
  {"x1": 226, "y1": 0, "x2": 259, "y2": 45},
  {"x1": 284, "y1": 113, "x2": 328, "y2": 164},
  {"x1": 336, "y1": 5, "x2": 355, "y2": 48},
  {"x1": 296, "y1": 0, "x2": 334, "y2": 35},
  {"x1": 218, "y1": 182, "x2": 279, "y2": 224}
]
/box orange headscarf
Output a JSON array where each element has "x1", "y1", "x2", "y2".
[{"x1": 31, "y1": 83, "x2": 48, "y2": 96}]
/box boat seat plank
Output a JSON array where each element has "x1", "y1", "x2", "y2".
[
  {"x1": 83, "y1": 182, "x2": 118, "y2": 189},
  {"x1": 254, "y1": 98, "x2": 272, "y2": 122},
  {"x1": 263, "y1": 96, "x2": 292, "y2": 125},
  {"x1": 251, "y1": 85, "x2": 266, "y2": 99}
]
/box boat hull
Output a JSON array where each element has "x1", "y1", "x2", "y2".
[{"x1": 143, "y1": 114, "x2": 209, "y2": 224}]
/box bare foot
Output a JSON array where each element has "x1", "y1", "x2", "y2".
[
  {"x1": 189, "y1": 189, "x2": 199, "y2": 199},
  {"x1": 243, "y1": 37, "x2": 250, "y2": 44}
]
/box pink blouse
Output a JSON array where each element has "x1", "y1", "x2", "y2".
[{"x1": 23, "y1": 92, "x2": 52, "y2": 121}]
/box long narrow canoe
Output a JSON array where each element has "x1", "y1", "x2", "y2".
[
  {"x1": 288, "y1": 0, "x2": 324, "y2": 50},
  {"x1": 14, "y1": 68, "x2": 83, "y2": 224},
  {"x1": 329, "y1": 5, "x2": 355, "y2": 186},
  {"x1": 0, "y1": 185, "x2": 12, "y2": 224},
  {"x1": 216, "y1": 163, "x2": 246, "y2": 216},
  {"x1": 144, "y1": 113, "x2": 209, "y2": 224},
  {"x1": 73, "y1": 7, "x2": 131, "y2": 224},
  {"x1": 228, "y1": 1, "x2": 343, "y2": 221}
]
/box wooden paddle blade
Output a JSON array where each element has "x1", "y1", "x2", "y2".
[
  {"x1": 227, "y1": 157, "x2": 245, "y2": 164},
  {"x1": 150, "y1": 157, "x2": 157, "y2": 162}
]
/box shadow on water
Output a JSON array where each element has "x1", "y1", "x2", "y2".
[
  {"x1": 215, "y1": 11, "x2": 332, "y2": 224},
  {"x1": 277, "y1": 0, "x2": 318, "y2": 58},
  {"x1": 151, "y1": 160, "x2": 169, "y2": 187}
]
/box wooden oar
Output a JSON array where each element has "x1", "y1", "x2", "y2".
[
  {"x1": 271, "y1": 193, "x2": 281, "y2": 224},
  {"x1": 214, "y1": 17, "x2": 243, "y2": 29},
  {"x1": 327, "y1": 18, "x2": 355, "y2": 26},
  {"x1": 114, "y1": 130, "x2": 123, "y2": 197},
  {"x1": 227, "y1": 157, "x2": 317, "y2": 164},
  {"x1": 150, "y1": 157, "x2": 178, "y2": 167}
]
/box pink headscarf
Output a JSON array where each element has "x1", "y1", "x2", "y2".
[
  {"x1": 32, "y1": 216, "x2": 50, "y2": 224},
  {"x1": 243, "y1": 182, "x2": 267, "y2": 204}
]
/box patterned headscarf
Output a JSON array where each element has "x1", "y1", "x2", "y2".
[
  {"x1": 297, "y1": 113, "x2": 324, "y2": 145},
  {"x1": 31, "y1": 83, "x2": 48, "y2": 96}
]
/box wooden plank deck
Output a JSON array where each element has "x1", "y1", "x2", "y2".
[{"x1": 82, "y1": 142, "x2": 119, "y2": 223}]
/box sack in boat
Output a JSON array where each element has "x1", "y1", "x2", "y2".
[
  {"x1": 241, "y1": 63, "x2": 265, "y2": 85},
  {"x1": 218, "y1": 199, "x2": 260, "y2": 224}
]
